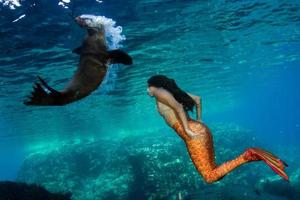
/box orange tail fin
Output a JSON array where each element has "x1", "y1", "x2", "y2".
[{"x1": 246, "y1": 148, "x2": 289, "y2": 181}]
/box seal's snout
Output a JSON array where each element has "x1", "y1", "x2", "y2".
[{"x1": 75, "y1": 16, "x2": 85, "y2": 27}]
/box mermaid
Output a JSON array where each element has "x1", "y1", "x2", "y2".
[{"x1": 147, "y1": 75, "x2": 288, "y2": 183}]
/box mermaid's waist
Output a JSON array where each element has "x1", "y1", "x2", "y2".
[
  {"x1": 171, "y1": 120, "x2": 191, "y2": 141},
  {"x1": 172, "y1": 120, "x2": 209, "y2": 142}
]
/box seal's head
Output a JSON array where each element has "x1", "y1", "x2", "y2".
[
  {"x1": 75, "y1": 14, "x2": 126, "y2": 49},
  {"x1": 75, "y1": 14, "x2": 105, "y2": 35}
]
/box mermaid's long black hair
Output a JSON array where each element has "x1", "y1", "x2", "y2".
[{"x1": 147, "y1": 75, "x2": 195, "y2": 112}]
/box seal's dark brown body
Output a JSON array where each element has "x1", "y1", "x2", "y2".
[
  {"x1": 61, "y1": 31, "x2": 109, "y2": 104},
  {"x1": 24, "y1": 16, "x2": 132, "y2": 106}
]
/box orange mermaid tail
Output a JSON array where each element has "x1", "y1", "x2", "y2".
[
  {"x1": 172, "y1": 120, "x2": 289, "y2": 183},
  {"x1": 244, "y1": 147, "x2": 289, "y2": 181}
]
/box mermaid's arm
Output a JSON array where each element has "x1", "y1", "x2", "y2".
[
  {"x1": 154, "y1": 89, "x2": 197, "y2": 137},
  {"x1": 187, "y1": 93, "x2": 202, "y2": 122}
]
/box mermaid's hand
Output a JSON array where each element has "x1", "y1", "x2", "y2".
[{"x1": 185, "y1": 129, "x2": 201, "y2": 139}]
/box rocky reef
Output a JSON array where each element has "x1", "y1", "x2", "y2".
[
  {"x1": 17, "y1": 123, "x2": 299, "y2": 200},
  {"x1": 0, "y1": 181, "x2": 71, "y2": 200},
  {"x1": 255, "y1": 168, "x2": 300, "y2": 200}
]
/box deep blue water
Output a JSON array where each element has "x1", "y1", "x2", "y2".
[{"x1": 0, "y1": 0, "x2": 300, "y2": 199}]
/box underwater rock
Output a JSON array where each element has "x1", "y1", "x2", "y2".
[
  {"x1": 0, "y1": 181, "x2": 71, "y2": 200},
  {"x1": 18, "y1": 140, "x2": 132, "y2": 200},
  {"x1": 256, "y1": 168, "x2": 300, "y2": 200},
  {"x1": 17, "y1": 123, "x2": 287, "y2": 200}
]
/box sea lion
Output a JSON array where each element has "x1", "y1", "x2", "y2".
[{"x1": 24, "y1": 14, "x2": 132, "y2": 106}]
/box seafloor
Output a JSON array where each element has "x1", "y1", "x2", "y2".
[{"x1": 17, "y1": 123, "x2": 300, "y2": 200}]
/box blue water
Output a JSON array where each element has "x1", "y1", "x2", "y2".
[{"x1": 0, "y1": 0, "x2": 300, "y2": 199}]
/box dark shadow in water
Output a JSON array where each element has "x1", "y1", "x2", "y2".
[
  {"x1": 127, "y1": 154, "x2": 148, "y2": 200},
  {"x1": 0, "y1": 181, "x2": 72, "y2": 200}
]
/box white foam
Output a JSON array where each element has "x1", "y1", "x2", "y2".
[
  {"x1": 58, "y1": 0, "x2": 102, "y2": 10},
  {"x1": 0, "y1": 0, "x2": 21, "y2": 9},
  {"x1": 81, "y1": 15, "x2": 126, "y2": 49},
  {"x1": 1, "y1": 0, "x2": 102, "y2": 10},
  {"x1": 58, "y1": 0, "x2": 70, "y2": 9},
  {"x1": 12, "y1": 14, "x2": 25, "y2": 22}
]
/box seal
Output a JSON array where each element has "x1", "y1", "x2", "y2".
[{"x1": 24, "y1": 14, "x2": 132, "y2": 106}]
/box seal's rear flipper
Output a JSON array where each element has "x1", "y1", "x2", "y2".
[
  {"x1": 108, "y1": 49, "x2": 133, "y2": 65},
  {"x1": 24, "y1": 76, "x2": 64, "y2": 106}
]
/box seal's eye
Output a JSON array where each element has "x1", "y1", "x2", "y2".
[{"x1": 82, "y1": 18, "x2": 92, "y2": 24}]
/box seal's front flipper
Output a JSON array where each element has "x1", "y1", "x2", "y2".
[
  {"x1": 108, "y1": 50, "x2": 133, "y2": 65},
  {"x1": 24, "y1": 76, "x2": 64, "y2": 106}
]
